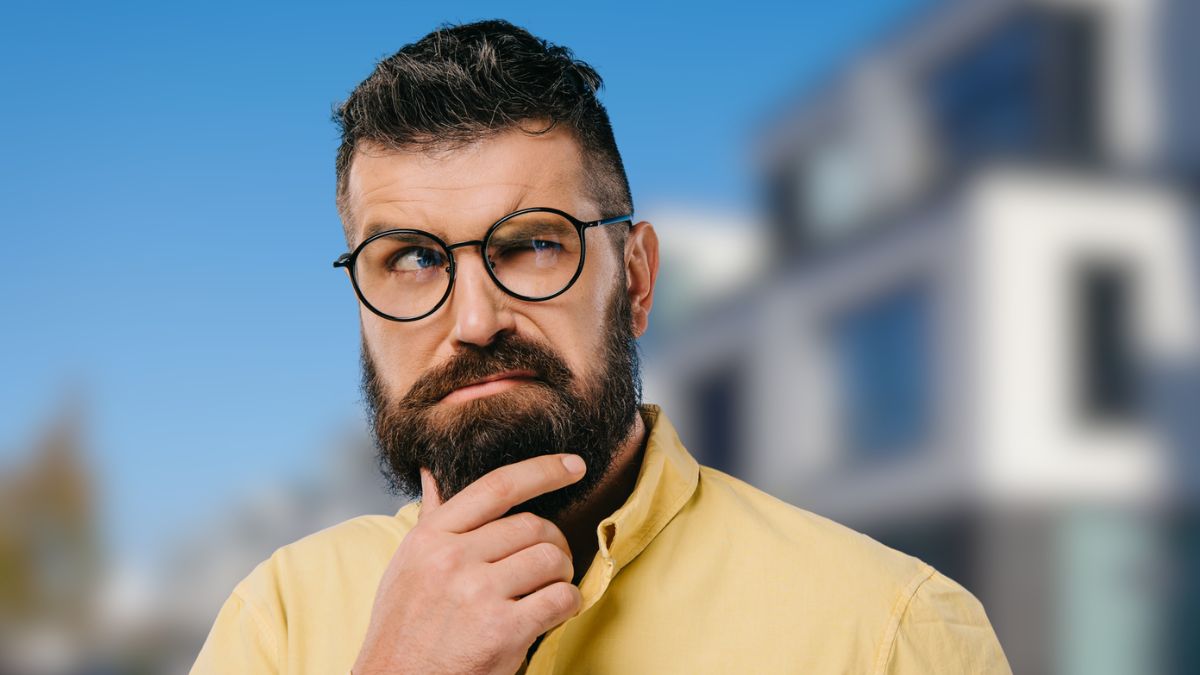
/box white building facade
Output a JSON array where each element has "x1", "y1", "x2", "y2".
[{"x1": 647, "y1": 1, "x2": 1200, "y2": 673}]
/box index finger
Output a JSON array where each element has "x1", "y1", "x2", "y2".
[
  {"x1": 417, "y1": 467, "x2": 443, "y2": 521},
  {"x1": 425, "y1": 454, "x2": 586, "y2": 533}
]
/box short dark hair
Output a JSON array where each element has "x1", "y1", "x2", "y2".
[{"x1": 333, "y1": 19, "x2": 633, "y2": 249}]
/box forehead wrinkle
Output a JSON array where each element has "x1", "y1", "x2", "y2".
[
  {"x1": 364, "y1": 177, "x2": 545, "y2": 212},
  {"x1": 364, "y1": 178, "x2": 567, "y2": 241},
  {"x1": 504, "y1": 181, "x2": 534, "y2": 216},
  {"x1": 349, "y1": 131, "x2": 592, "y2": 245},
  {"x1": 359, "y1": 194, "x2": 544, "y2": 245}
]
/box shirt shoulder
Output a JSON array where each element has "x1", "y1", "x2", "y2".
[
  {"x1": 236, "y1": 509, "x2": 416, "y2": 616},
  {"x1": 692, "y1": 465, "x2": 930, "y2": 589},
  {"x1": 675, "y1": 466, "x2": 1010, "y2": 673},
  {"x1": 880, "y1": 569, "x2": 1013, "y2": 674},
  {"x1": 192, "y1": 507, "x2": 418, "y2": 674}
]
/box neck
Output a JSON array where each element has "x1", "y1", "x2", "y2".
[{"x1": 555, "y1": 408, "x2": 648, "y2": 585}]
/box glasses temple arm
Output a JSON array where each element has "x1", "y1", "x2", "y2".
[{"x1": 588, "y1": 214, "x2": 635, "y2": 229}]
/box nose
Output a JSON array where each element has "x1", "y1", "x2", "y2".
[{"x1": 448, "y1": 247, "x2": 516, "y2": 348}]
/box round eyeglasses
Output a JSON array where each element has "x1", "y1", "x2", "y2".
[{"x1": 333, "y1": 207, "x2": 634, "y2": 322}]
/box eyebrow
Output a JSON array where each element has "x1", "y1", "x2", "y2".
[
  {"x1": 369, "y1": 230, "x2": 442, "y2": 246},
  {"x1": 357, "y1": 209, "x2": 578, "y2": 246},
  {"x1": 488, "y1": 220, "x2": 570, "y2": 243},
  {"x1": 360, "y1": 221, "x2": 449, "y2": 244}
]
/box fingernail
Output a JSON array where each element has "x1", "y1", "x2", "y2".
[{"x1": 562, "y1": 454, "x2": 585, "y2": 474}]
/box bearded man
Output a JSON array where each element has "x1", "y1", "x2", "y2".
[{"x1": 193, "y1": 20, "x2": 1011, "y2": 674}]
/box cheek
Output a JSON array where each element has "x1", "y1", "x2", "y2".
[
  {"x1": 545, "y1": 301, "x2": 611, "y2": 382},
  {"x1": 361, "y1": 312, "x2": 427, "y2": 398},
  {"x1": 573, "y1": 252, "x2": 624, "y2": 347},
  {"x1": 361, "y1": 308, "x2": 393, "y2": 347},
  {"x1": 576, "y1": 241, "x2": 622, "y2": 317}
]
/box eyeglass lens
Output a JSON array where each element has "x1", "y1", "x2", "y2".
[{"x1": 353, "y1": 210, "x2": 583, "y2": 319}]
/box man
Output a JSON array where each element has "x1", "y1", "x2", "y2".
[{"x1": 193, "y1": 20, "x2": 1011, "y2": 674}]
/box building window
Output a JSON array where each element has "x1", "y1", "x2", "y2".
[
  {"x1": 832, "y1": 283, "x2": 934, "y2": 461},
  {"x1": 925, "y1": 6, "x2": 1099, "y2": 169},
  {"x1": 928, "y1": 12, "x2": 1041, "y2": 161},
  {"x1": 688, "y1": 363, "x2": 743, "y2": 475},
  {"x1": 765, "y1": 160, "x2": 806, "y2": 261},
  {"x1": 1076, "y1": 262, "x2": 1139, "y2": 420},
  {"x1": 803, "y1": 140, "x2": 869, "y2": 242}
]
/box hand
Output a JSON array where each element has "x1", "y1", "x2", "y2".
[{"x1": 351, "y1": 454, "x2": 587, "y2": 675}]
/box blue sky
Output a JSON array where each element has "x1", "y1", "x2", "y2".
[{"x1": 0, "y1": 0, "x2": 927, "y2": 565}]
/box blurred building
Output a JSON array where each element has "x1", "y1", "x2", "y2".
[
  {"x1": 146, "y1": 430, "x2": 405, "y2": 673},
  {"x1": 647, "y1": 0, "x2": 1200, "y2": 673},
  {"x1": 636, "y1": 205, "x2": 767, "y2": 343}
]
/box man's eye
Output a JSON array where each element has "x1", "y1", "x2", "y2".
[
  {"x1": 529, "y1": 239, "x2": 563, "y2": 252},
  {"x1": 496, "y1": 238, "x2": 563, "y2": 254},
  {"x1": 388, "y1": 247, "x2": 445, "y2": 271}
]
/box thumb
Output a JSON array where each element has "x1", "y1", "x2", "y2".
[{"x1": 418, "y1": 467, "x2": 443, "y2": 520}]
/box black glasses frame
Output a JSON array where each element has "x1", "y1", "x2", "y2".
[{"x1": 333, "y1": 207, "x2": 634, "y2": 322}]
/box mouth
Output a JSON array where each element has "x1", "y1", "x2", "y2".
[{"x1": 439, "y1": 370, "x2": 540, "y2": 405}]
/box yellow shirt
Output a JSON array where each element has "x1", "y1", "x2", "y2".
[{"x1": 193, "y1": 404, "x2": 1011, "y2": 674}]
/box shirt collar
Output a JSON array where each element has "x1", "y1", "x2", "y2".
[{"x1": 594, "y1": 404, "x2": 699, "y2": 575}]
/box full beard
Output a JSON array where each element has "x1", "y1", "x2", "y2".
[{"x1": 361, "y1": 286, "x2": 642, "y2": 521}]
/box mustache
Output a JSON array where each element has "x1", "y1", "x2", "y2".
[{"x1": 399, "y1": 334, "x2": 576, "y2": 408}]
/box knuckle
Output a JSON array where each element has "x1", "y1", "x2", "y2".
[
  {"x1": 540, "y1": 517, "x2": 565, "y2": 543},
  {"x1": 483, "y1": 472, "x2": 516, "y2": 503},
  {"x1": 546, "y1": 582, "x2": 581, "y2": 616},
  {"x1": 533, "y1": 541, "x2": 562, "y2": 568},
  {"x1": 533, "y1": 515, "x2": 564, "y2": 547},
  {"x1": 542, "y1": 456, "x2": 568, "y2": 483},
  {"x1": 532, "y1": 542, "x2": 572, "y2": 581},
  {"x1": 402, "y1": 524, "x2": 429, "y2": 548},
  {"x1": 427, "y1": 542, "x2": 464, "y2": 575},
  {"x1": 514, "y1": 512, "x2": 542, "y2": 537},
  {"x1": 459, "y1": 573, "x2": 491, "y2": 603}
]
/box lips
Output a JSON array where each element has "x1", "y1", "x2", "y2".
[
  {"x1": 440, "y1": 369, "x2": 539, "y2": 402},
  {"x1": 470, "y1": 370, "x2": 536, "y2": 387}
]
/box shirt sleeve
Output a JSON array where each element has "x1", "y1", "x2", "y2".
[
  {"x1": 879, "y1": 570, "x2": 1013, "y2": 675},
  {"x1": 190, "y1": 589, "x2": 281, "y2": 674}
]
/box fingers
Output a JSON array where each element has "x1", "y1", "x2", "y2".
[
  {"x1": 426, "y1": 454, "x2": 586, "y2": 533},
  {"x1": 467, "y1": 512, "x2": 571, "y2": 563},
  {"x1": 418, "y1": 467, "x2": 443, "y2": 520},
  {"x1": 489, "y1": 542, "x2": 574, "y2": 598},
  {"x1": 513, "y1": 581, "x2": 582, "y2": 640}
]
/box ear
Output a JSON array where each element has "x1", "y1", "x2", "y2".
[{"x1": 623, "y1": 221, "x2": 659, "y2": 338}]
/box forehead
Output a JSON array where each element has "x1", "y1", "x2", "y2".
[{"x1": 344, "y1": 127, "x2": 595, "y2": 245}]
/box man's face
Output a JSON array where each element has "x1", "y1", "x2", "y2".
[{"x1": 344, "y1": 127, "x2": 651, "y2": 520}]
